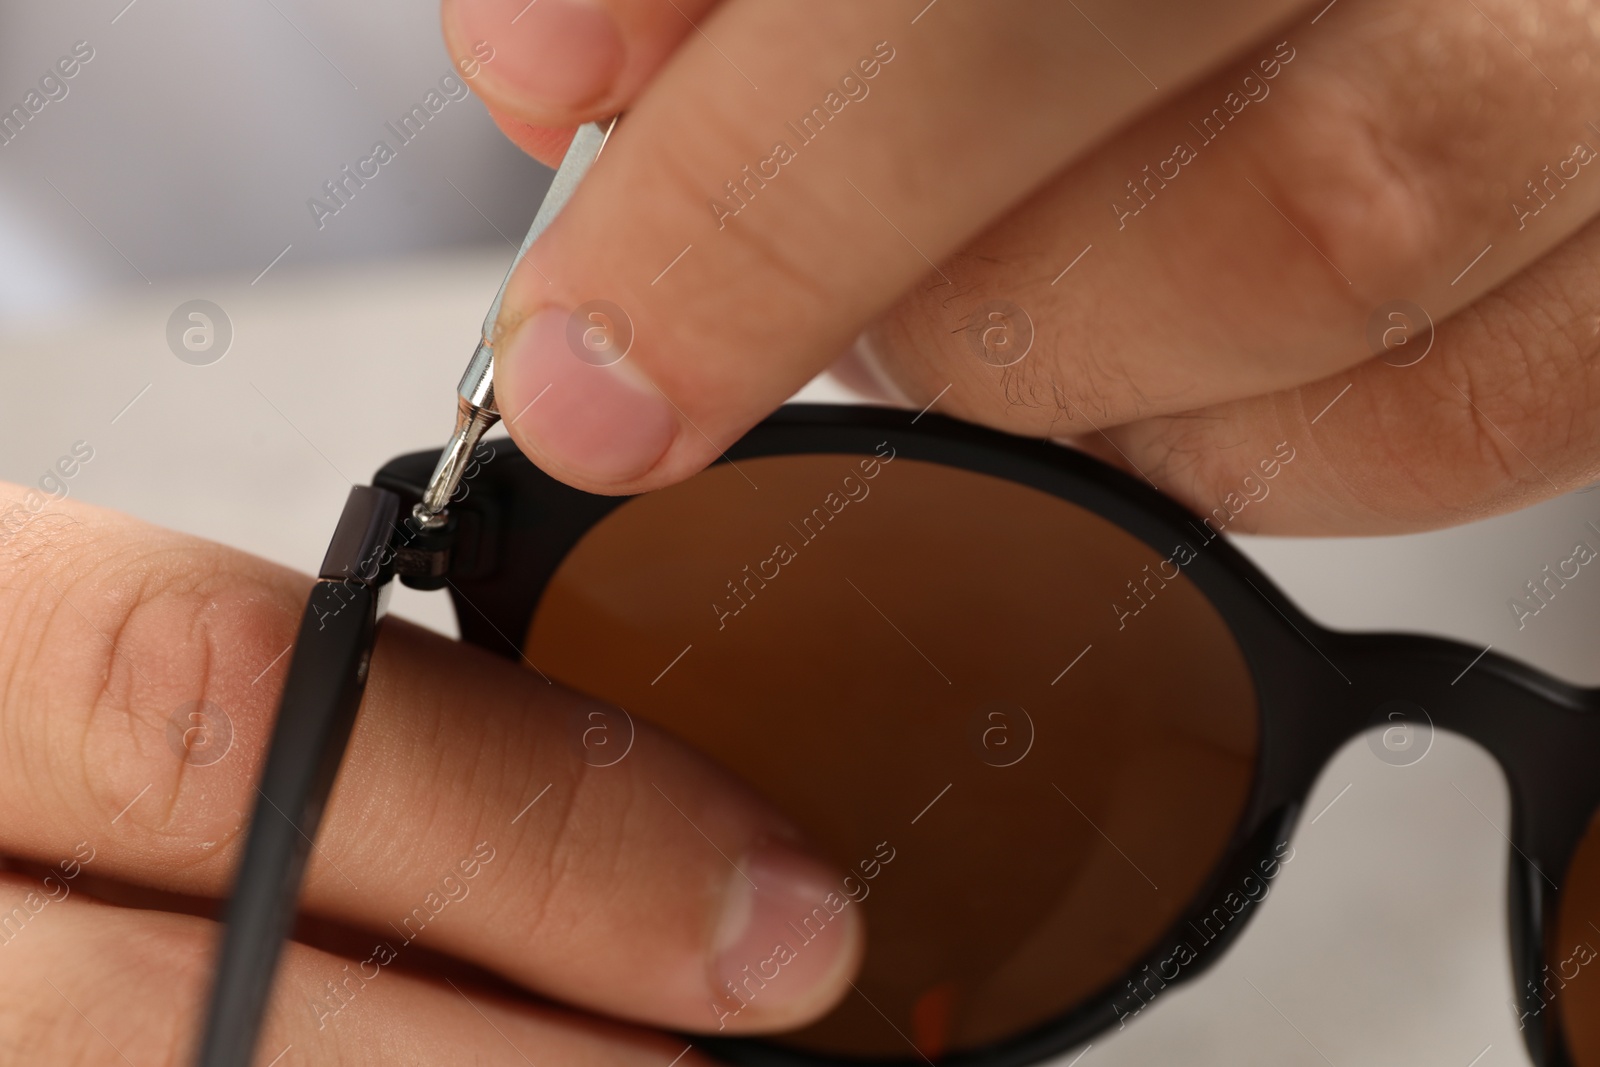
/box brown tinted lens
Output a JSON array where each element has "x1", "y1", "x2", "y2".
[
  {"x1": 524, "y1": 453, "x2": 1258, "y2": 1057},
  {"x1": 1556, "y1": 811, "x2": 1600, "y2": 1060}
]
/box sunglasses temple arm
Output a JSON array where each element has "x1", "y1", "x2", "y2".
[{"x1": 193, "y1": 487, "x2": 400, "y2": 1067}]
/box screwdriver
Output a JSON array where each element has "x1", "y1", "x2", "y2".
[{"x1": 412, "y1": 114, "x2": 619, "y2": 528}]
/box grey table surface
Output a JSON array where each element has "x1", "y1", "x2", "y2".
[{"x1": 3, "y1": 247, "x2": 1598, "y2": 1067}]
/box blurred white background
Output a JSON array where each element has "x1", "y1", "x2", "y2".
[
  {"x1": 2, "y1": 2, "x2": 1599, "y2": 1065},
  {"x1": 0, "y1": 0, "x2": 549, "y2": 318}
]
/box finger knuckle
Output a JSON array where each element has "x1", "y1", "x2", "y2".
[
  {"x1": 1432, "y1": 268, "x2": 1600, "y2": 501},
  {"x1": 506, "y1": 746, "x2": 631, "y2": 944},
  {"x1": 0, "y1": 498, "x2": 303, "y2": 868},
  {"x1": 1248, "y1": 84, "x2": 1440, "y2": 293}
]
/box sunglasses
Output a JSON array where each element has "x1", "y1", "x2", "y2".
[{"x1": 193, "y1": 402, "x2": 1600, "y2": 1067}]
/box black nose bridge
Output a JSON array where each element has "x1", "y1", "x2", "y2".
[
  {"x1": 1327, "y1": 630, "x2": 1599, "y2": 846},
  {"x1": 1315, "y1": 631, "x2": 1600, "y2": 1067}
]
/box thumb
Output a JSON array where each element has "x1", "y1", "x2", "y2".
[
  {"x1": 489, "y1": 0, "x2": 1305, "y2": 494},
  {"x1": 490, "y1": 0, "x2": 1040, "y2": 494}
]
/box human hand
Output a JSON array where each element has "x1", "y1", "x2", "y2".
[
  {"x1": 442, "y1": 0, "x2": 1600, "y2": 532},
  {"x1": 0, "y1": 488, "x2": 859, "y2": 1060}
]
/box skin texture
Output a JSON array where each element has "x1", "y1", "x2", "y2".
[
  {"x1": 0, "y1": 488, "x2": 861, "y2": 1059},
  {"x1": 6, "y1": 0, "x2": 1600, "y2": 1060},
  {"x1": 442, "y1": 0, "x2": 1600, "y2": 532},
  {"x1": 0, "y1": 879, "x2": 708, "y2": 1066}
]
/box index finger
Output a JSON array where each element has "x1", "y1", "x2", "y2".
[
  {"x1": 441, "y1": 0, "x2": 727, "y2": 165},
  {"x1": 483, "y1": 0, "x2": 1314, "y2": 494},
  {"x1": 0, "y1": 487, "x2": 861, "y2": 1033}
]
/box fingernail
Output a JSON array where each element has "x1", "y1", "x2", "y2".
[
  {"x1": 711, "y1": 840, "x2": 862, "y2": 1027},
  {"x1": 454, "y1": 0, "x2": 624, "y2": 112},
  {"x1": 498, "y1": 306, "x2": 677, "y2": 485}
]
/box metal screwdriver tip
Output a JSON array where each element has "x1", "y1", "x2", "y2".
[{"x1": 412, "y1": 115, "x2": 619, "y2": 528}]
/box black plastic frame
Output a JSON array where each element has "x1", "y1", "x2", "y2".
[
  {"x1": 196, "y1": 485, "x2": 400, "y2": 1066},
  {"x1": 375, "y1": 404, "x2": 1600, "y2": 1067},
  {"x1": 202, "y1": 402, "x2": 1600, "y2": 1067}
]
